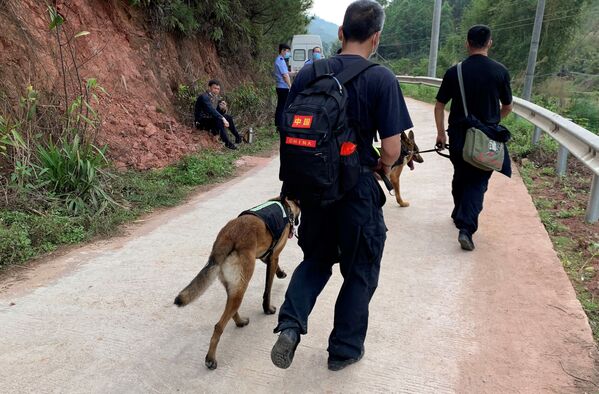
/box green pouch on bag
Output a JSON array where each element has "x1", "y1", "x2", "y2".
[
  {"x1": 457, "y1": 62, "x2": 505, "y2": 172},
  {"x1": 463, "y1": 126, "x2": 504, "y2": 171}
]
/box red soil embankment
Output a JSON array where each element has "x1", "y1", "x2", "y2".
[{"x1": 0, "y1": 0, "x2": 249, "y2": 169}]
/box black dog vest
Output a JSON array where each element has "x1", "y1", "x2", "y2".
[{"x1": 239, "y1": 201, "x2": 291, "y2": 259}]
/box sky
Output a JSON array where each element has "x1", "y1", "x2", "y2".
[{"x1": 309, "y1": 0, "x2": 354, "y2": 25}]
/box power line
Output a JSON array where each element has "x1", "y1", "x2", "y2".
[
  {"x1": 379, "y1": 9, "x2": 597, "y2": 49},
  {"x1": 381, "y1": 6, "x2": 586, "y2": 44}
]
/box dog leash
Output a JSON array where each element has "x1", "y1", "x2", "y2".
[
  {"x1": 373, "y1": 144, "x2": 450, "y2": 194},
  {"x1": 414, "y1": 144, "x2": 451, "y2": 159},
  {"x1": 375, "y1": 168, "x2": 394, "y2": 192},
  {"x1": 374, "y1": 144, "x2": 451, "y2": 195}
]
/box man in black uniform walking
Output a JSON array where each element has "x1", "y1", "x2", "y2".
[
  {"x1": 270, "y1": 0, "x2": 412, "y2": 371},
  {"x1": 435, "y1": 25, "x2": 513, "y2": 251}
]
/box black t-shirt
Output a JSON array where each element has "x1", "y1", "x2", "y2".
[
  {"x1": 436, "y1": 54, "x2": 512, "y2": 126},
  {"x1": 287, "y1": 54, "x2": 413, "y2": 167}
]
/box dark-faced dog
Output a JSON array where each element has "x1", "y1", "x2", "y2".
[
  {"x1": 174, "y1": 197, "x2": 300, "y2": 370},
  {"x1": 389, "y1": 130, "x2": 423, "y2": 207}
]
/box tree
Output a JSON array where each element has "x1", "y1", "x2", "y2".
[
  {"x1": 460, "y1": 0, "x2": 585, "y2": 80},
  {"x1": 379, "y1": 0, "x2": 454, "y2": 60}
]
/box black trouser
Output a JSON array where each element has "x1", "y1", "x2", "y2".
[
  {"x1": 197, "y1": 115, "x2": 241, "y2": 145},
  {"x1": 275, "y1": 88, "x2": 289, "y2": 130},
  {"x1": 275, "y1": 173, "x2": 387, "y2": 360},
  {"x1": 449, "y1": 128, "x2": 493, "y2": 235}
]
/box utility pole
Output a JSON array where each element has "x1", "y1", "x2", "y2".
[
  {"x1": 428, "y1": 0, "x2": 442, "y2": 78},
  {"x1": 522, "y1": 0, "x2": 546, "y2": 144},
  {"x1": 522, "y1": 0, "x2": 546, "y2": 101}
]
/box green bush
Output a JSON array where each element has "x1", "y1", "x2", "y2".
[
  {"x1": 34, "y1": 135, "x2": 113, "y2": 215},
  {"x1": 165, "y1": 1, "x2": 199, "y2": 34},
  {"x1": 228, "y1": 83, "x2": 272, "y2": 124},
  {"x1": 175, "y1": 82, "x2": 204, "y2": 126},
  {"x1": 130, "y1": 0, "x2": 311, "y2": 57},
  {"x1": 568, "y1": 98, "x2": 599, "y2": 134},
  {"x1": 0, "y1": 210, "x2": 86, "y2": 266},
  {"x1": 0, "y1": 221, "x2": 33, "y2": 266},
  {"x1": 163, "y1": 150, "x2": 234, "y2": 186}
]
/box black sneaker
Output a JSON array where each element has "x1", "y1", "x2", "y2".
[
  {"x1": 271, "y1": 329, "x2": 300, "y2": 369},
  {"x1": 225, "y1": 143, "x2": 237, "y2": 150},
  {"x1": 327, "y1": 349, "x2": 365, "y2": 371},
  {"x1": 458, "y1": 230, "x2": 475, "y2": 251}
]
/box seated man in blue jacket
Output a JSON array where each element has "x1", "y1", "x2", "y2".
[{"x1": 194, "y1": 79, "x2": 241, "y2": 150}]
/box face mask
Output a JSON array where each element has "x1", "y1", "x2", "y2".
[
  {"x1": 284, "y1": 51, "x2": 290, "y2": 60},
  {"x1": 313, "y1": 53, "x2": 322, "y2": 60}
]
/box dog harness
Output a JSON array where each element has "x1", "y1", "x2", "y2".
[
  {"x1": 393, "y1": 142, "x2": 411, "y2": 168},
  {"x1": 239, "y1": 201, "x2": 294, "y2": 260}
]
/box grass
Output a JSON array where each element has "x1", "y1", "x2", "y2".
[
  {"x1": 403, "y1": 83, "x2": 599, "y2": 340},
  {"x1": 0, "y1": 127, "x2": 279, "y2": 268},
  {"x1": 510, "y1": 158, "x2": 598, "y2": 339},
  {"x1": 400, "y1": 84, "x2": 438, "y2": 105}
]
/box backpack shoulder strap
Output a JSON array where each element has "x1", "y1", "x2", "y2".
[
  {"x1": 313, "y1": 59, "x2": 331, "y2": 78},
  {"x1": 334, "y1": 58, "x2": 378, "y2": 85}
]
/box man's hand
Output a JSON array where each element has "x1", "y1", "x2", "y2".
[
  {"x1": 374, "y1": 158, "x2": 392, "y2": 177},
  {"x1": 222, "y1": 118, "x2": 230, "y2": 128},
  {"x1": 436, "y1": 131, "x2": 447, "y2": 150},
  {"x1": 434, "y1": 101, "x2": 447, "y2": 150}
]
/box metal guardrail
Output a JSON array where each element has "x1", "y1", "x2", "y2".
[{"x1": 397, "y1": 75, "x2": 599, "y2": 223}]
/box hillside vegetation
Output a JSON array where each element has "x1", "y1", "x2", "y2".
[
  {"x1": 379, "y1": 0, "x2": 599, "y2": 134},
  {"x1": 0, "y1": 0, "x2": 312, "y2": 267}
]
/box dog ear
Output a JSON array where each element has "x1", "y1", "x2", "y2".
[{"x1": 408, "y1": 129, "x2": 414, "y2": 140}]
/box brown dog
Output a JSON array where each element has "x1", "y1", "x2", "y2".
[
  {"x1": 389, "y1": 130, "x2": 424, "y2": 207},
  {"x1": 174, "y1": 197, "x2": 300, "y2": 370}
]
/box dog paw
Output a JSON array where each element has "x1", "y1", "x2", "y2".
[
  {"x1": 276, "y1": 270, "x2": 287, "y2": 279},
  {"x1": 399, "y1": 201, "x2": 410, "y2": 207},
  {"x1": 235, "y1": 317, "x2": 250, "y2": 327},
  {"x1": 205, "y1": 357, "x2": 218, "y2": 370},
  {"x1": 263, "y1": 305, "x2": 277, "y2": 315}
]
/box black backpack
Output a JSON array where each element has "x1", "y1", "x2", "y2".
[{"x1": 279, "y1": 58, "x2": 377, "y2": 204}]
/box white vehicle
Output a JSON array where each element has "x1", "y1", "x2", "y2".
[{"x1": 290, "y1": 35, "x2": 324, "y2": 73}]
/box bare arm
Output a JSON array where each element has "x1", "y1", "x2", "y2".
[
  {"x1": 434, "y1": 101, "x2": 447, "y2": 148},
  {"x1": 379, "y1": 134, "x2": 402, "y2": 176},
  {"x1": 500, "y1": 103, "x2": 513, "y2": 119},
  {"x1": 283, "y1": 74, "x2": 291, "y2": 88}
]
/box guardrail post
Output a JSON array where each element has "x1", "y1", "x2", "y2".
[
  {"x1": 531, "y1": 126, "x2": 542, "y2": 145},
  {"x1": 586, "y1": 174, "x2": 599, "y2": 224},
  {"x1": 556, "y1": 145, "x2": 569, "y2": 176}
]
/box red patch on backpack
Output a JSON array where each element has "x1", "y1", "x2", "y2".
[
  {"x1": 286, "y1": 137, "x2": 316, "y2": 148},
  {"x1": 291, "y1": 115, "x2": 313, "y2": 129}
]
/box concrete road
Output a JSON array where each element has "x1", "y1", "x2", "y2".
[{"x1": 1, "y1": 99, "x2": 597, "y2": 393}]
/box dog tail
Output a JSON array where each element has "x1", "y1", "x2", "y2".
[{"x1": 174, "y1": 256, "x2": 219, "y2": 307}]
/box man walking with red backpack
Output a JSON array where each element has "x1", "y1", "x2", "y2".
[{"x1": 271, "y1": 0, "x2": 413, "y2": 371}]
